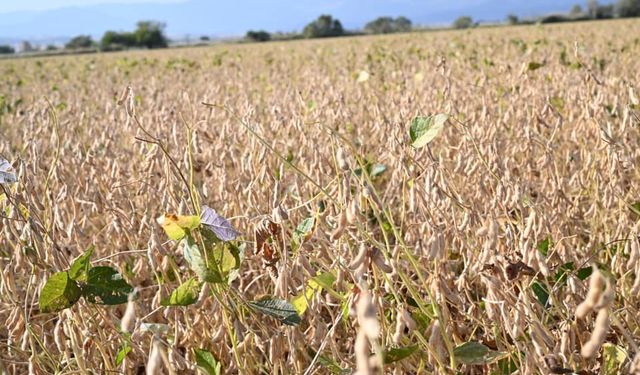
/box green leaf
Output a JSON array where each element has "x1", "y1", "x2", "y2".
[
  {"x1": 39, "y1": 271, "x2": 82, "y2": 313},
  {"x1": 249, "y1": 298, "x2": 301, "y2": 326},
  {"x1": 383, "y1": 345, "x2": 420, "y2": 364},
  {"x1": 315, "y1": 354, "x2": 350, "y2": 374},
  {"x1": 492, "y1": 355, "x2": 519, "y2": 375},
  {"x1": 116, "y1": 342, "x2": 132, "y2": 366},
  {"x1": 576, "y1": 266, "x2": 593, "y2": 280},
  {"x1": 527, "y1": 62, "x2": 545, "y2": 71},
  {"x1": 292, "y1": 217, "x2": 315, "y2": 250},
  {"x1": 183, "y1": 235, "x2": 223, "y2": 283},
  {"x1": 409, "y1": 114, "x2": 448, "y2": 148},
  {"x1": 602, "y1": 343, "x2": 627, "y2": 375},
  {"x1": 82, "y1": 266, "x2": 133, "y2": 305},
  {"x1": 370, "y1": 163, "x2": 387, "y2": 177},
  {"x1": 629, "y1": 201, "x2": 640, "y2": 217},
  {"x1": 454, "y1": 342, "x2": 505, "y2": 365},
  {"x1": 531, "y1": 282, "x2": 550, "y2": 308},
  {"x1": 536, "y1": 237, "x2": 551, "y2": 257},
  {"x1": 68, "y1": 245, "x2": 94, "y2": 282},
  {"x1": 161, "y1": 278, "x2": 201, "y2": 306},
  {"x1": 194, "y1": 348, "x2": 222, "y2": 375}
]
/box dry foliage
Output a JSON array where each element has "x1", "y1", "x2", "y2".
[{"x1": 1, "y1": 19, "x2": 640, "y2": 374}]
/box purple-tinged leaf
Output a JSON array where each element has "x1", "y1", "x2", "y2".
[{"x1": 201, "y1": 206, "x2": 240, "y2": 241}]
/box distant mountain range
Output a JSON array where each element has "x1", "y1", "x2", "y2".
[{"x1": 0, "y1": 0, "x2": 607, "y2": 44}]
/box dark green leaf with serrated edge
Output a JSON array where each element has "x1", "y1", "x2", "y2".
[
  {"x1": 161, "y1": 278, "x2": 201, "y2": 306},
  {"x1": 194, "y1": 348, "x2": 221, "y2": 375},
  {"x1": 81, "y1": 266, "x2": 133, "y2": 305},
  {"x1": 69, "y1": 245, "x2": 94, "y2": 282},
  {"x1": 39, "y1": 271, "x2": 81, "y2": 313},
  {"x1": 249, "y1": 298, "x2": 301, "y2": 326}
]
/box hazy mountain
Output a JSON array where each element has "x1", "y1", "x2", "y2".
[{"x1": 0, "y1": 0, "x2": 603, "y2": 41}]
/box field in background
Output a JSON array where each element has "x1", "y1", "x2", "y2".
[{"x1": 1, "y1": 19, "x2": 639, "y2": 374}]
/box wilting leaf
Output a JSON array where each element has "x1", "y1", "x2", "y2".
[
  {"x1": 200, "y1": 206, "x2": 239, "y2": 241},
  {"x1": 161, "y1": 277, "x2": 201, "y2": 306},
  {"x1": 292, "y1": 272, "x2": 336, "y2": 315},
  {"x1": 116, "y1": 342, "x2": 132, "y2": 366},
  {"x1": 39, "y1": 271, "x2": 82, "y2": 313},
  {"x1": 157, "y1": 213, "x2": 201, "y2": 241},
  {"x1": 454, "y1": 341, "x2": 505, "y2": 365},
  {"x1": 550, "y1": 96, "x2": 565, "y2": 112},
  {"x1": 249, "y1": 298, "x2": 301, "y2": 326},
  {"x1": 194, "y1": 348, "x2": 222, "y2": 375},
  {"x1": 82, "y1": 266, "x2": 133, "y2": 305},
  {"x1": 183, "y1": 235, "x2": 223, "y2": 283},
  {"x1": 383, "y1": 345, "x2": 420, "y2": 364},
  {"x1": 527, "y1": 62, "x2": 545, "y2": 71},
  {"x1": 602, "y1": 343, "x2": 627, "y2": 375},
  {"x1": 292, "y1": 217, "x2": 315, "y2": 250},
  {"x1": 68, "y1": 245, "x2": 94, "y2": 282},
  {"x1": 409, "y1": 114, "x2": 448, "y2": 148},
  {"x1": 0, "y1": 159, "x2": 17, "y2": 184}
]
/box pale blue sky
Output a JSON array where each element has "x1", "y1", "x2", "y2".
[{"x1": 0, "y1": 0, "x2": 185, "y2": 13}]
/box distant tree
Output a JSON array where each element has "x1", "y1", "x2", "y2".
[
  {"x1": 506, "y1": 14, "x2": 519, "y2": 25},
  {"x1": 570, "y1": 4, "x2": 584, "y2": 15},
  {"x1": 134, "y1": 21, "x2": 168, "y2": 49},
  {"x1": 453, "y1": 16, "x2": 474, "y2": 29},
  {"x1": 245, "y1": 30, "x2": 271, "y2": 42},
  {"x1": 364, "y1": 16, "x2": 412, "y2": 34},
  {"x1": 46, "y1": 45, "x2": 58, "y2": 51},
  {"x1": 587, "y1": 0, "x2": 599, "y2": 18},
  {"x1": 65, "y1": 35, "x2": 94, "y2": 50},
  {"x1": 200, "y1": 36, "x2": 210, "y2": 41},
  {"x1": 303, "y1": 15, "x2": 344, "y2": 38},
  {"x1": 19, "y1": 41, "x2": 34, "y2": 53},
  {"x1": 100, "y1": 31, "x2": 136, "y2": 50},
  {"x1": 615, "y1": 0, "x2": 640, "y2": 17},
  {"x1": 0, "y1": 45, "x2": 14, "y2": 54}
]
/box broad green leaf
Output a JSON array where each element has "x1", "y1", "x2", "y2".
[
  {"x1": 161, "y1": 277, "x2": 201, "y2": 306},
  {"x1": 292, "y1": 217, "x2": 315, "y2": 250},
  {"x1": 39, "y1": 271, "x2": 81, "y2": 313},
  {"x1": 383, "y1": 345, "x2": 420, "y2": 364},
  {"x1": 249, "y1": 298, "x2": 301, "y2": 326},
  {"x1": 157, "y1": 214, "x2": 201, "y2": 241},
  {"x1": 409, "y1": 114, "x2": 448, "y2": 148},
  {"x1": 454, "y1": 341, "x2": 505, "y2": 365},
  {"x1": 531, "y1": 282, "x2": 550, "y2": 308},
  {"x1": 68, "y1": 245, "x2": 95, "y2": 282},
  {"x1": 183, "y1": 235, "x2": 223, "y2": 283},
  {"x1": 116, "y1": 342, "x2": 132, "y2": 366},
  {"x1": 576, "y1": 266, "x2": 593, "y2": 280},
  {"x1": 200, "y1": 206, "x2": 239, "y2": 241},
  {"x1": 194, "y1": 348, "x2": 222, "y2": 375},
  {"x1": 536, "y1": 237, "x2": 551, "y2": 257},
  {"x1": 629, "y1": 201, "x2": 640, "y2": 217},
  {"x1": 82, "y1": 266, "x2": 133, "y2": 305},
  {"x1": 602, "y1": 343, "x2": 627, "y2": 375}
]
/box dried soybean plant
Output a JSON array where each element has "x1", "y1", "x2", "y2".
[{"x1": 0, "y1": 18, "x2": 639, "y2": 375}]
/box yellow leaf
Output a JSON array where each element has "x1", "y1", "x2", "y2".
[{"x1": 157, "y1": 214, "x2": 201, "y2": 240}]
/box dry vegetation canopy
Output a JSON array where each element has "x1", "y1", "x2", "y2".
[{"x1": 1, "y1": 19, "x2": 640, "y2": 374}]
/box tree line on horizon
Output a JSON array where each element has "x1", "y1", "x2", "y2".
[{"x1": 0, "y1": 0, "x2": 638, "y2": 55}]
